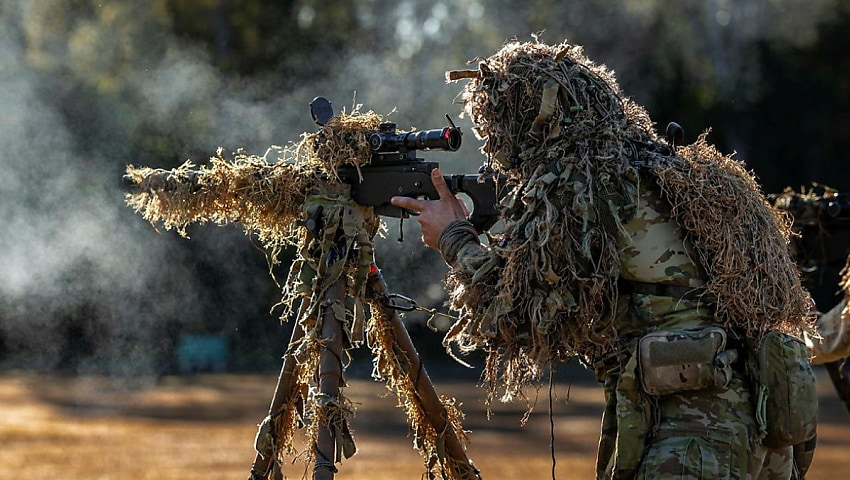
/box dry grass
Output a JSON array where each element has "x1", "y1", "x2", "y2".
[{"x1": 0, "y1": 369, "x2": 847, "y2": 479}]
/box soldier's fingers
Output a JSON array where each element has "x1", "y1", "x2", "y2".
[
  {"x1": 431, "y1": 168, "x2": 455, "y2": 201},
  {"x1": 390, "y1": 195, "x2": 425, "y2": 212},
  {"x1": 458, "y1": 197, "x2": 471, "y2": 217}
]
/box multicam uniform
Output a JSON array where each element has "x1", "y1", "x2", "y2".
[
  {"x1": 599, "y1": 178, "x2": 794, "y2": 479},
  {"x1": 433, "y1": 39, "x2": 817, "y2": 480},
  {"x1": 447, "y1": 175, "x2": 804, "y2": 479}
]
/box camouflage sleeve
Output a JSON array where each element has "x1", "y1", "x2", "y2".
[
  {"x1": 437, "y1": 219, "x2": 482, "y2": 267},
  {"x1": 806, "y1": 298, "x2": 850, "y2": 365},
  {"x1": 451, "y1": 241, "x2": 487, "y2": 272}
]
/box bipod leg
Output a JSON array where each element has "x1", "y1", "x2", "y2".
[
  {"x1": 314, "y1": 278, "x2": 347, "y2": 480},
  {"x1": 367, "y1": 264, "x2": 482, "y2": 479},
  {"x1": 248, "y1": 299, "x2": 310, "y2": 480}
]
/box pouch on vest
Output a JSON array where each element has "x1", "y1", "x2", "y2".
[
  {"x1": 638, "y1": 327, "x2": 737, "y2": 396},
  {"x1": 748, "y1": 331, "x2": 818, "y2": 448}
]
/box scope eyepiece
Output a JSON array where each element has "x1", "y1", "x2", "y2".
[{"x1": 368, "y1": 126, "x2": 462, "y2": 153}]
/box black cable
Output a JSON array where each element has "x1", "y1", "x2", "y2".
[{"x1": 549, "y1": 366, "x2": 557, "y2": 480}]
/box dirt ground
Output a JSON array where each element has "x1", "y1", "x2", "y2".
[{"x1": 0, "y1": 367, "x2": 847, "y2": 480}]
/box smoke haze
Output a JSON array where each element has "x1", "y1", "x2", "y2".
[{"x1": 0, "y1": 0, "x2": 841, "y2": 376}]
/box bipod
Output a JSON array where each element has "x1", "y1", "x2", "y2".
[
  {"x1": 364, "y1": 262, "x2": 481, "y2": 479},
  {"x1": 247, "y1": 255, "x2": 480, "y2": 478},
  {"x1": 248, "y1": 299, "x2": 309, "y2": 480}
]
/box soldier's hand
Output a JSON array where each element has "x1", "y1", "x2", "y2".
[{"x1": 390, "y1": 168, "x2": 469, "y2": 249}]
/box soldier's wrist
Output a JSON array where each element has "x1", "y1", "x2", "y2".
[{"x1": 438, "y1": 219, "x2": 480, "y2": 266}]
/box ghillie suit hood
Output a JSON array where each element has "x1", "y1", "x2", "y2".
[{"x1": 444, "y1": 40, "x2": 813, "y2": 400}]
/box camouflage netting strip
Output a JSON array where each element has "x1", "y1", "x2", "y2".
[
  {"x1": 124, "y1": 108, "x2": 384, "y2": 253},
  {"x1": 443, "y1": 39, "x2": 812, "y2": 402},
  {"x1": 124, "y1": 154, "x2": 312, "y2": 254},
  {"x1": 125, "y1": 108, "x2": 473, "y2": 480},
  {"x1": 366, "y1": 303, "x2": 476, "y2": 480}
]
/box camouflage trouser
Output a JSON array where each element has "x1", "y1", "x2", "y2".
[
  {"x1": 633, "y1": 374, "x2": 763, "y2": 479},
  {"x1": 755, "y1": 447, "x2": 795, "y2": 480},
  {"x1": 635, "y1": 423, "x2": 794, "y2": 479},
  {"x1": 598, "y1": 372, "x2": 797, "y2": 479}
]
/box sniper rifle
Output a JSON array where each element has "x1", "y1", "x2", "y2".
[
  {"x1": 123, "y1": 97, "x2": 507, "y2": 237},
  {"x1": 309, "y1": 96, "x2": 506, "y2": 235}
]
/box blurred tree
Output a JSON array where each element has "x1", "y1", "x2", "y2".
[
  {"x1": 4, "y1": 0, "x2": 850, "y2": 374},
  {"x1": 747, "y1": 3, "x2": 850, "y2": 193},
  {"x1": 165, "y1": 0, "x2": 371, "y2": 81}
]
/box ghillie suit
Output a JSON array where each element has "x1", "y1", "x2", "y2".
[
  {"x1": 125, "y1": 109, "x2": 478, "y2": 480},
  {"x1": 442, "y1": 39, "x2": 817, "y2": 478},
  {"x1": 442, "y1": 40, "x2": 813, "y2": 402}
]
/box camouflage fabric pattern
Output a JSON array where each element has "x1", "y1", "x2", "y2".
[
  {"x1": 618, "y1": 181, "x2": 707, "y2": 289},
  {"x1": 630, "y1": 378, "x2": 795, "y2": 479},
  {"x1": 611, "y1": 179, "x2": 715, "y2": 339},
  {"x1": 595, "y1": 179, "x2": 795, "y2": 479},
  {"x1": 756, "y1": 447, "x2": 795, "y2": 480},
  {"x1": 633, "y1": 375, "x2": 754, "y2": 479},
  {"x1": 806, "y1": 297, "x2": 850, "y2": 365}
]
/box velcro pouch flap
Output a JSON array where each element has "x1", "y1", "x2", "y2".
[{"x1": 639, "y1": 327, "x2": 729, "y2": 396}]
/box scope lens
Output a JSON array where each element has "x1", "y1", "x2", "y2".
[
  {"x1": 443, "y1": 127, "x2": 462, "y2": 151},
  {"x1": 368, "y1": 133, "x2": 384, "y2": 151},
  {"x1": 408, "y1": 128, "x2": 462, "y2": 151}
]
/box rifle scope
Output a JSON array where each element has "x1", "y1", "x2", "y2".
[{"x1": 368, "y1": 121, "x2": 462, "y2": 153}]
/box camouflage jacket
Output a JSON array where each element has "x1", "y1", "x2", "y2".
[{"x1": 611, "y1": 176, "x2": 716, "y2": 339}]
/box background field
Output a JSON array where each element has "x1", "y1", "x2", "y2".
[{"x1": 1, "y1": 367, "x2": 847, "y2": 480}]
